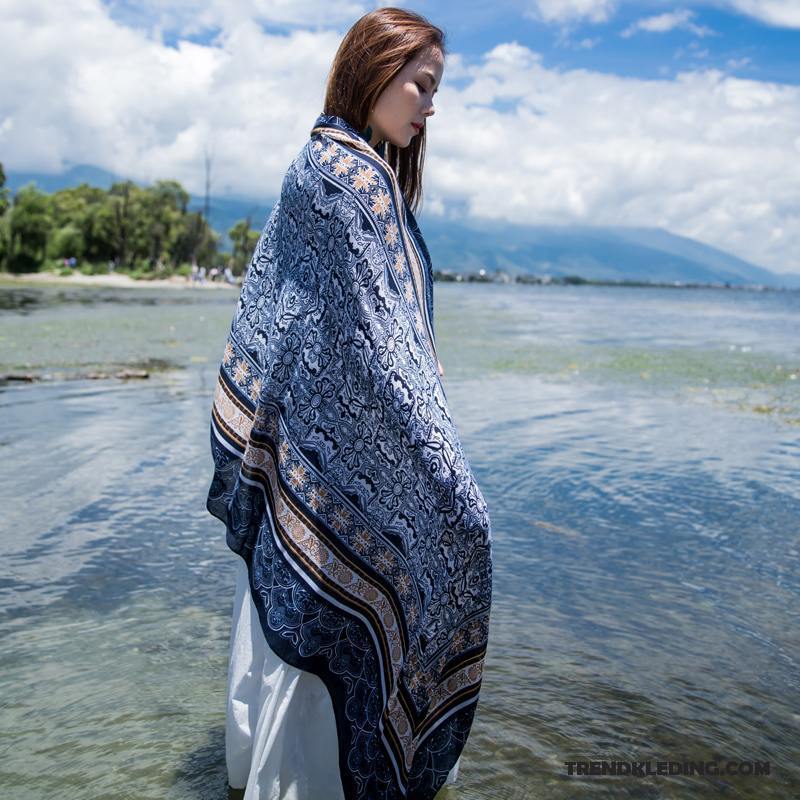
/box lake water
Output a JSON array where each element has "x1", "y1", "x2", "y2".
[{"x1": 1, "y1": 280, "x2": 798, "y2": 799}]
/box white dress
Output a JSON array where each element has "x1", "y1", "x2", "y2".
[{"x1": 225, "y1": 557, "x2": 460, "y2": 799}]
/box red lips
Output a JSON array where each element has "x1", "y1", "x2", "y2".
[{"x1": 411, "y1": 122, "x2": 422, "y2": 133}]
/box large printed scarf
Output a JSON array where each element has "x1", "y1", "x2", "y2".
[{"x1": 207, "y1": 113, "x2": 493, "y2": 800}]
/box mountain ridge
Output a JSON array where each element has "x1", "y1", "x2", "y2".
[{"x1": 6, "y1": 164, "x2": 798, "y2": 289}]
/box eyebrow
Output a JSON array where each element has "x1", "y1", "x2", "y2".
[{"x1": 419, "y1": 69, "x2": 439, "y2": 93}]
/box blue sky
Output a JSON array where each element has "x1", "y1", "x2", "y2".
[
  {"x1": 449, "y1": 3, "x2": 798, "y2": 84},
  {"x1": 109, "y1": 1, "x2": 800, "y2": 84},
  {"x1": 2, "y1": 1, "x2": 799, "y2": 273}
]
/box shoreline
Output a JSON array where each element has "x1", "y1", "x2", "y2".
[
  {"x1": 0, "y1": 271, "x2": 794, "y2": 293},
  {"x1": 0, "y1": 272, "x2": 237, "y2": 290}
]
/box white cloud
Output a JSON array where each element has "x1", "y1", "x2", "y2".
[
  {"x1": 426, "y1": 42, "x2": 800, "y2": 275},
  {"x1": 0, "y1": 0, "x2": 342, "y2": 192},
  {"x1": 104, "y1": 0, "x2": 367, "y2": 36},
  {"x1": 1, "y1": 1, "x2": 799, "y2": 275},
  {"x1": 525, "y1": 0, "x2": 617, "y2": 25},
  {"x1": 717, "y1": 0, "x2": 800, "y2": 29},
  {"x1": 525, "y1": 0, "x2": 800, "y2": 30},
  {"x1": 621, "y1": 9, "x2": 715, "y2": 38}
]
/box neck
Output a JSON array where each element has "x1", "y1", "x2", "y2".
[{"x1": 363, "y1": 124, "x2": 382, "y2": 149}]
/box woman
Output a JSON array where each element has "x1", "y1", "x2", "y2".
[{"x1": 207, "y1": 8, "x2": 493, "y2": 800}]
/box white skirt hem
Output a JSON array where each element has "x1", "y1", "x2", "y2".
[{"x1": 225, "y1": 556, "x2": 460, "y2": 799}]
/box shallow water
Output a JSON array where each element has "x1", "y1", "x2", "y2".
[{"x1": 1, "y1": 281, "x2": 798, "y2": 799}]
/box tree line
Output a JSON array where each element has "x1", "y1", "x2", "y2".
[{"x1": 0, "y1": 162, "x2": 260, "y2": 278}]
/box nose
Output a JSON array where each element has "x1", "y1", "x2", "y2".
[{"x1": 423, "y1": 101, "x2": 435, "y2": 118}]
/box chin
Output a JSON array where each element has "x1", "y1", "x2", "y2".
[{"x1": 386, "y1": 131, "x2": 413, "y2": 149}]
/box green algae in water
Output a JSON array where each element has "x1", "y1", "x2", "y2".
[
  {"x1": 0, "y1": 284, "x2": 234, "y2": 379},
  {"x1": 2, "y1": 280, "x2": 798, "y2": 425},
  {"x1": 431, "y1": 284, "x2": 800, "y2": 426}
]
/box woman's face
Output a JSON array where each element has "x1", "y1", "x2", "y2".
[{"x1": 367, "y1": 46, "x2": 443, "y2": 149}]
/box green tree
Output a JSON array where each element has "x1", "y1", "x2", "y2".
[
  {"x1": 228, "y1": 218, "x2": 259, "y2": 276},
  {"x1": 0, "y1": 168, "x2": 220, "y2": 274},
  {"x1": 169, "y1": 208, "x2": 216, "y2": 267},
  {"x1": 194, "y1": 218, "x2": 219, "y2": 267},
  {"x1": 47, "y1": 223, "x2": 84, "y2": 261},
  {"x1": 8, "y1": 184, "x2": 51, "y2": 272},
  {"x1": 106, "y1": 181, "x2": 141, "y2": 268},
  {"x1": 0, "y1": 163, "x2": 9, "y2": 217},
  {"x1": 143, "y1": 180, "x2": 189, "y2": 268},
  {"x1": 0, "y1": 163, "x2": 9, "y2": 269},
  {"x1": 50, "y1": 184, "x2": 108, "y2": 263}
]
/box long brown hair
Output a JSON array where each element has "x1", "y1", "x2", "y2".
[{"x1": 323, "y1": 7, "x2": 446, "y2": 214}]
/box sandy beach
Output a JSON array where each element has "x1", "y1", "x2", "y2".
[{"x1": 0, "y1": 271, "x2": 238, "y2": 290}]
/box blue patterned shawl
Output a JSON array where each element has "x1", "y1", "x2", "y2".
[{"x1": 207, "y1": 113, "x2": 493, "y2": 800}]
